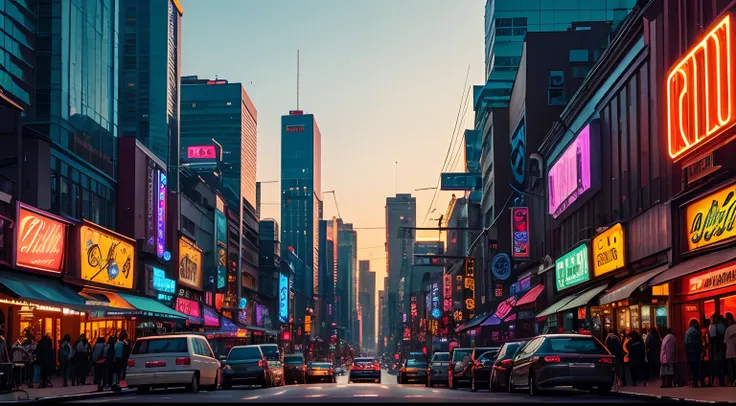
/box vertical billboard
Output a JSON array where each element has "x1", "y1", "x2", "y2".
[
  {"x1": 279, "y1": 273, "x2": 289, "y2": 323},
  {"x1": 15, "y1": 203, "x2": 69, "y2": 274},
  {"x1": 511, "y1": 207, "x2": 530, "y2": 259},
  {"x1": 145, "y1": 165, "x2": 156, "y2": 251},
  {"x1": 80, "y1": 222, "x2": 136, "y2": 289},
  {"x1": 178, "y1": 237, "x2": 203, "y2": 291},
  {"x1": 215, "y1": 207, "x2": 227, "y2": 290},
  {"x1": 156, "y1": 171, "x2": 167, "y2": 257}
]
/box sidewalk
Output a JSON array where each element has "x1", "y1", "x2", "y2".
[
  {"x1": 615, "y1": 385, "x2": 736, "y2": 403},
  {"x1": 0, "y1": 376, "x2": 134, "y2": 402}
]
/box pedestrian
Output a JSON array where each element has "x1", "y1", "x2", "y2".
[
  {"x1": 724, "y1": 313, "x2": 736, "y2": 387},
  {"x1": 701, "y1": 318, "x2": 712, "y2": 386},
  {"x1": 627, "y1": 330, "x2": 646, "y2": 387},
  {"x1": 709, "y1": 314, "x2": 726, "y2": 386},
  {"x1": 115, "y1": 331, "x2": 130, "y2": 387},
  {"x1": 72, "y1": 334, "x2": 90, "y2": 385},
  {"x1": 91, "y1": 337, "x2": 107, "y2": 391},
  {"x1": 105, "y1": 335, "x2": 118, "y2": 389},
  {"x1": 605, "y1": 327, "x2": 625, "y2": 387},
  {"x1": 622, "y1": 329, "x2": 632, "y2": 386},
  {"x1": 685, "y1": 319, "x2": 703, "y2": 387},
  {"x1": 12, "y1": 328, "x2": 35, "y2": 387},
  {"x1": 645, "y1": 326, "x2": 661, "y2": 383},
  {"x1": 0, "y1": 327, "x2": 8, "y2": 364},
  {"x1": 660, "y1": 326, "x2": 676, "y2": 388},
  {"x1": 35, "y1": 334, "x2": 53, "y2": 388},
  {"x1": 58, "y1": 334, "x2": 72, "y2": 387}
]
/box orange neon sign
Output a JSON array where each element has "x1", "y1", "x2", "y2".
[
  {"x1": 667, "y1": 15, "x2": 735, "y2": 161},
  {"x1": 16, "y1": 205, "x2": 68, "y2": 274}
]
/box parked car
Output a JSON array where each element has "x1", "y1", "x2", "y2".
[
  {"x1": 470, "y1": 347, "x2": 500, "y2": 391},
  {"x1": 334, "y1": 364, "x2": 347, "y2": 376},
  {"x1": 509, "y1": 334, "x2": 615, "y2": 396},
  {"x1": 268, "y1": 359, "x2": 285, "y2": 387},
  {"x1": 348, "y1": 357, "x2": 381, "y2": 383},
  {"x1": 448, "y1": 347, "x2": 473, "y2": 389},
  {"x1": 221, "y1": 345, "x2": 271, "y2": 389},
  {"x1": 126, "y1": 334, "x2": 221, "y2": 393},
  {"x1": 306, "y1": 362, "x2": 336, "y2": 383},
  {"x1": 426, "y1": 352, "x2": 449, "y2": 387},
  {"x1": 397, "y1": 358, "x2": 428, "y2": 384},
  {"x1": 489, "y1": 340, "x2": 529, "y2": 392},
  {"x1": 283, "y1": 354, "x2": 307, "y2": 384}
]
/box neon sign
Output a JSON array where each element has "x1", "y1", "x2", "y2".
[
  {"x1": 16, "y1": 204, "x2": 68, "y2": 274},
  {"x1": 187, "y1": 145, "x2": 216, "y2": 159},
  {"x1": 279, "y1": 273, "x2": 289, "y2": 322},
  {"x1": 667, "y1": 15, "x2": 734, "y2": 161},
  {"x1": 157, "y1": 171, "x2": 167, "y2": 257},
  {"x1": 511, "y1": 207, "x2": 530, "y2": 259},
  {"x1": 443, "y1": 274, "x2": 452, "y2": 312},
  {"x1": 548, "y1": 124, "x2": 592, "y2": 217},
  {"x1": 175, "y1": 297, "x2": 201, "y2": 319}
]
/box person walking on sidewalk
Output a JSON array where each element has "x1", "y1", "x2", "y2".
[
  {"x1": 36, "y1": 334, "x2": 54, "y2": 389},
  {"x1": 105, "y1": 335, "x2": 118, "y2": 389},
  {"x1": 114, "y1": 330, "x2": 130, "y2": 388},
  {"x1": 72, "y1": 334, "x2": 90, "y2": 385},
  {"x1": 91, "y1": 337, "x2": 107, "y2": 391},
  {"x1": 701, "y1": 319, "x2": 712, "y2": 386},
  {"x1": 724, "y1": 313, "x2": 736, "y2": 387},
  {"x1": 627, "y1": 330, "x2": 646, "y2": 387},
  {"x1": 58, "y1": 334, "x2": 72, "y2": 387},
  {"x1": 660, "y1": 327, "x2": 676, "y2": 388},
  {"x1": 685, "y1": 319, "x2": 704, "y2": 387},
  {"x1": 646, "y1": 326, "x2": 661, "y2": 382},
  {"x1": 605, "y1": 328, "x2": 625, "y2": 387},
  {"x1": 708, "y1": 314, "x2": 726, "y2": 386}
]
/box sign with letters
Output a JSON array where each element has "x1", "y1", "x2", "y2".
[
  {"x1": 80, "y1": 222, "x2": 135, "y2": 289},
  {"x1": 686, "y1": 183, "x2": 736, "y2": 251},
  {"x1": 187, "y1": 145, "x2": 217, "y2": 160},
  {"x1": 593, "y1": 223, "x2": 625, "y2": 277},
  {"x1": 685, "y1": 261, "x2": 736, "y2": 294},
  {"x1": 511, "y1": 207, "x2": 530, "y2": 259},
  {"x1": 667, "y1": 15, "x2": 735, "y2": 161},
  {"x1": 179, "y1": 237, "x2": 203, "y2": 290},
  {"x1": 15, "y1": 203, "x2": 69, "y2": 274},
  {"x1": 555, "y1": 243, "x2": 590, "y2": 291},
  {"x1": 548, "y1": 124, "x2": 593, "y2": 218}
]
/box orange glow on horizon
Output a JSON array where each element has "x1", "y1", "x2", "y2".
[{"x1": 667, "y1": 15, "x2": 734, "y2": 161}]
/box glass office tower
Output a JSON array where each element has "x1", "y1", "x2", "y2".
[{"x1": 0, "y1": 0, "x2": 35, "y2": 110}]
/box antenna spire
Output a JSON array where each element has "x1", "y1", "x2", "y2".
[{"x1": 297, "y1": 50, "x2": 300, "y2": 110}]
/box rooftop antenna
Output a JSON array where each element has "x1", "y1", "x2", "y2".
[{"x1": 296, "y1": 50, "x2": 300, "y2": 110}]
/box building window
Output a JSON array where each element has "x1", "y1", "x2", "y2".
[
  {"x1": 548, "y1": 88, "x2": 566, "y2": 106},
  {"x1": 571, "y1": 66, "x2": 591, "y2": 78},
  {"x1": 496, "y1": 18, "x2": 512, "y2": 27},
  {"x1": 569, "y1": 49, "x2": 589, "y2": 63}
]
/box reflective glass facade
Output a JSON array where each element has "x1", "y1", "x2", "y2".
[
  {"x1": 180, "y1": 78, "x2": 258, "y2": 211},
  {"x1": 31, "y1": 0, "x2": 119, "y2": 228},
  {"x1": 0, "y1": 0, "x2": 35, "y2": 109},
  {"x1": 119, "y1": 0, "x2": 182, "y2": 171}
]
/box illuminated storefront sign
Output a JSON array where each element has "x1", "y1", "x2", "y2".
[
  {"x1": 593, "y1": 223, "x2": 625, "y2": 277},
  {"x1": 495, "y1": 297, "x2": 517, "y2": 320},
  {"x1": 555, "y1": 243, "x2": 590, "y2": 291},
  {"x1": 187, "y1": 145, "x2": 217, "y2": 159},
  {"x1": 80, "y1": 222, "x2": 135, "y2": 289},
  {"x1": 548, "y1": 124, "x2": 593, "y2": 218},
  {"x1": 443, "y1": 274, "x2": 452, "y2": 312},
  {"x1": 685, "y1": 261, "x2": 736, "y2": 294},
  {"x1": 156, "y1": 171, "x2": 167, "y2": 257},
  {"x1": 667, "y1": 15, "x2": 734, "y2": 161},
  {"x1": 146, "y1": 166, "x2": 155, "y2": 251},
  {"x1": 686, "y1": 183, "x2": 736, "y2": 250},
  {"x1": 204, "y1": 307, "x2": 220, "y2": 327},
  {"x1": 410, "y1": 295, "x2": 418, "y2": 318},
  {"x1": 279, "y1": 273, "x2": 289, "y2": 322},
  {"x1": 215, "y1": 209, "x2": 227, "y2": 289},
  {"x1": 147, "y1": 265, "x2": 175, "y2": 304},
  {"x1": 179, "y1": 237, "x2": 203, "y2": 290},
  {"x1": 16, "y1": 204, "x2": 68, "y2": 274},
  {"x1": 431, "y1": 282, "x2": 440, "y2": 319},
  {"x1": 176, "y1": 297, "x2": 202, "y2": 320},
  {"x1": 511, "y1": 207, "x2": 530, "y2": 259}
]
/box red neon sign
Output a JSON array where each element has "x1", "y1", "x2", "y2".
[
  {"x1": 16, "y1": 205, "x2": 67, "y2": 273},
  {"x1": 667, "y1": 15, "x2": 735, "y2": 160},
  {"x1": 187, "y1": 146, "x2": 216, "y2": 160}
]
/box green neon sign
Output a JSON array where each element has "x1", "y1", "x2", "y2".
[{"x1": 555, "y1": 243, "x2": 590, "y2": 291}]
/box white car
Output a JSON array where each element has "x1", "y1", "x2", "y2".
[{"x1": 126, "y1": 334, "x2": 221, "y2": 393}]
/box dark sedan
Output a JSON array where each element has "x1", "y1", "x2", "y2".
[
  {"x1": 509, "y1": 334, "x2": 615, "y2": 396},
  {"x1": 489, "y1": 340, "x2": 529, "y2": 392},
  {"x1": 306, "y1": 362, "x2": 335, "y2": 383},
  {"x1": 426, "y1": 352, "x2": 449, "y2": 387},
  {"x1": 348, "y1": 357, "x2": 381, "y2": 383},
  {"x1": 283, "y1": 354, "x2": 307, "y2": 384},
  {"x1": 221, "y1": 345, "x2": 270, "y2": 389},
  {"x1": 470, "y1": 347, "x2": 499, "y2": 391},
  {"x1": 397, "y1": 358, "x2": 428, "y2": 384}
]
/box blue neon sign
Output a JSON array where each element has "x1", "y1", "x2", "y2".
[{"x1": 279, "y1": 273, "x2": 289, "y2": 323}]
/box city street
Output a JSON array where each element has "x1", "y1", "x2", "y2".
[{"x1": 70, "y1": 370, "x2": 649, "y2": 403}]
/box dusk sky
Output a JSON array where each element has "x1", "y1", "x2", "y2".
[{"x1": 181, "y1": 0, "x2": 485, "y2": 304}]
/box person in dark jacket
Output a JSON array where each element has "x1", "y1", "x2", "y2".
[
  {"x1": 35, "y1": 334, "x2": 54, "y2": 388},
  {"x1": 645, "y1": 326, "x2": 661, "y2": 383},
  {"x1": 685, "y1": 319, "x2": 704, "y2": 387},
  {"x1": 627, "y1": 330, "x2": 646, "y2": 386},
  {"x1": 105, "y1": 336, "x2": 118, "y2": 389},
  {"x1": 58, "y1": 334, "x2": 72, "y2": 387},
  {"x1": 605, "y1": 327, "x2": 625, "y2": 387}
]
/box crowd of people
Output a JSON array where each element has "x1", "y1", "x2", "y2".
[
  {"x1": 3, "y1": 327, "x2": 131, "y2": 392},
  {"x1": 603, "y1": 313, "x2": 736, "y2": 388}
]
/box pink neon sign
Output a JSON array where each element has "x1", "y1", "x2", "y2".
[
  {"x1": 176, "y1": 297, "x2": 202, "y2": 319},
  {"x1": 548, "y1": 124, "x2": 592, "y2": 218},
  {"x1": 187, "y1": 146, "x2": 216, "y2": 159}
]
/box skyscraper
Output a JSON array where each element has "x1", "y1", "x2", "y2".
[
  {"x1": 385, "y1": 194, "x2": 416, "y2": 352},
  {"x1": 119, "y1": 0, "x2": 183, "y2": 183},
  {"x1": 318, "y1": 217, "x2": 339, "y2": 338},
  {"x1": 0, "y1": 0, "x2": 35, "y2": 111},
  {"x1": 483, "y1": 0, "x2": 636, "y2": 106},
  {"x1": 336, "y1": 219, "x2": 357, "y2": 342},
  {"x1": 359, "y1": 260, "x2": 376, "y2": 350}
]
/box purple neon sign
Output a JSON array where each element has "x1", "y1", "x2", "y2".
[
  {"x1": 157, "y1": 171, "x2": 167, "y2": 257},
  {"x1": 548, "y1": 124, "x2": 591, "y2": 218}
]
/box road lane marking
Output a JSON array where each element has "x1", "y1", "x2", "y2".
[
  {"x1": 242, "y1": 395, "x2": 260, "y2": 400},
  {"x1": 405, "y1": 395, "x2": 424, "y2": 398},
  {"x1": 275, "y1": 390, "x2": 287, "y2": 395},
  {"x1": 306, "y1": 386, "x2": 323, "y2": 390},
  {"x1": 336, "y1": 385, "x2": 346, "y2": 388},
  {"x1": 432, "y1": 389, "x2": 439, "y2": 393},
  {"x1": 305, "y1": 394, "x2": 327, "y2": 398},
  {"x1": 354, "y1": 394, "x2": 378, "y2": 397}
]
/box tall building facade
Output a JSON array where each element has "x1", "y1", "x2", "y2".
[
  {"x1": 385, "y1": 193, "x2": 415, "y2": 353},
  {"x1": 336, "y1": 219, "x2": 357, "y2": 343},
  {"x1": 318, "y1": 218, "x2": 339, "y2": 338},
  {"x1": 281, "y1": 111, "x2": 322, "y2": 325},
  {"x1": 0, "y1": 0, "x2": 35, "y2": 111},
  {"x1": 119, "y1": 0, "x2": 183, "y2": 183},
  {"x1": 359, "y1": 260, "x2": 375, "y2": 350},
  {"x1": 483, "y1": 0, "x2": 636, "y2": 106},
  {"x1": 27, "y1": 0, "x2": 119, "y2": 227}
]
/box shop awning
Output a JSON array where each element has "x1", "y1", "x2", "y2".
[
  {"x1": 117, "y1": 293, "x2": 187, "y2": 320},
  {"x1": 599, "y1": 265, "x2": 669, "y2": 306},
  {"x1": 649, "y1": 246, "x2": 736, "y2": 287},
  {"x1": 455, "y1": 312, "x2": 492, "y2": 333},
  {"x1": 0, "y1": 270, "x2": 86, "y2": 309},
  {"x1": 79, "y1": 288, "x2": 136, "y2": 310},
  {"x1": 537, "y1": 292, "x2": 578, "y2": 318},
  {"x1": 516, "y1": 284, "x2": 545, "y2": 306},
  {"x1": 557, "y1": 284, "x2": 609, "y2": 314},
  {"x1": 480, "y1": 314, "x2": 502, "y2": 326}
]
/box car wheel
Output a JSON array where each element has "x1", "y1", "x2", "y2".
[
  {"x1": 426, "y1": 377, "x2": 430, "y2": 387},
  {"x1": 529, "y1": 373, "x2": 538, "y2": 396},
  {"x1": 594, "y1": 384, "x2": 612, "y2": 395},
  {"x1": 188, "y1": 373, "x2": 200, "y2": 393},
  {"x1": 137, "y1": 386, "x2": 150, "y2": 394}
]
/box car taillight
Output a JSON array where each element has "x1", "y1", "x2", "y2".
[
  {"x1": 373, "y1": 362, "x2": 380, "y2": 371},
  {"x1": 145, "y1": 360, "x2": 166, "y2": 368},
  {"x1": 329, "y1": 367, "x2": 334, "y2": 374},
  {"x1": 543, "y1": 355, "x2": 561, "y2": 363},
  {"x1": 258, "y1": 360, "x2": 265, "y2": 368},
  {"x1": 299, "y1": 365, "x2": 306, "y2": 370},
  {"x1": 598, "y1": 357, "x2": 615, "y2": 364},
  {"x1": 353, "y1": 364, "x2": 363, "y2": 370},
  {"x1": 500, "y1": 359, "x2": 512, "y2": 367},
  {"x1": 176, "y1": 357, "x2": 191, "y2": 366},
  {"x1": 127, "y1": 359, "x2": 135, "y2": 367}
]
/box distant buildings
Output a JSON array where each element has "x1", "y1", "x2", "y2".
[
  {"x1": 337, "y1": 219, "x2": 357, "y2": 342},
  {"x1": 385, "y1": 194, "x2": 415, "y2": 352},
  {"x1": 359, "y1": 260, "x2": 376, "y2": 349}
]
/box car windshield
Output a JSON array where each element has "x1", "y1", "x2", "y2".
[
  {"x1": 132, "y1": 338, "x2": 187, "y2": 354},
  {"x1": 310, "y1": 363, "x2": 332, "y2": 369},
  {"x1": 260, "y1": 345, "x2": 281, "y2": 361},
  {"x1": 452, "y1": 350, "x2": 472, "y2": 362},
  {"x1": 227, "y1": 347, "x2": 262, "y2": 360},
  {"x1": 502, "y1": 343, "x2": 522, "y2": 357},
  {"x1": 540, "y1": 337, "x2": 608, "y2": 354},
  {"x1": 353, "y1": 358, "x2": 377, "y2": 367},
  {"x1": 477, "y1": 351, "x2": 497, "y2": 361},
  {"x1": 407, "y1": 359, "x2": 427, "y2": 368},
  {"x1": 284, "y1": 355, "x2": 304, "y2": 365},
  {"x1": 432, "y1": 353, "x2": 449, "y2": 362}
]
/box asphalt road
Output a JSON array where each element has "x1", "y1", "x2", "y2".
[{"x1": 74, "y1": 370, "x2": 650, "y2": 403}]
